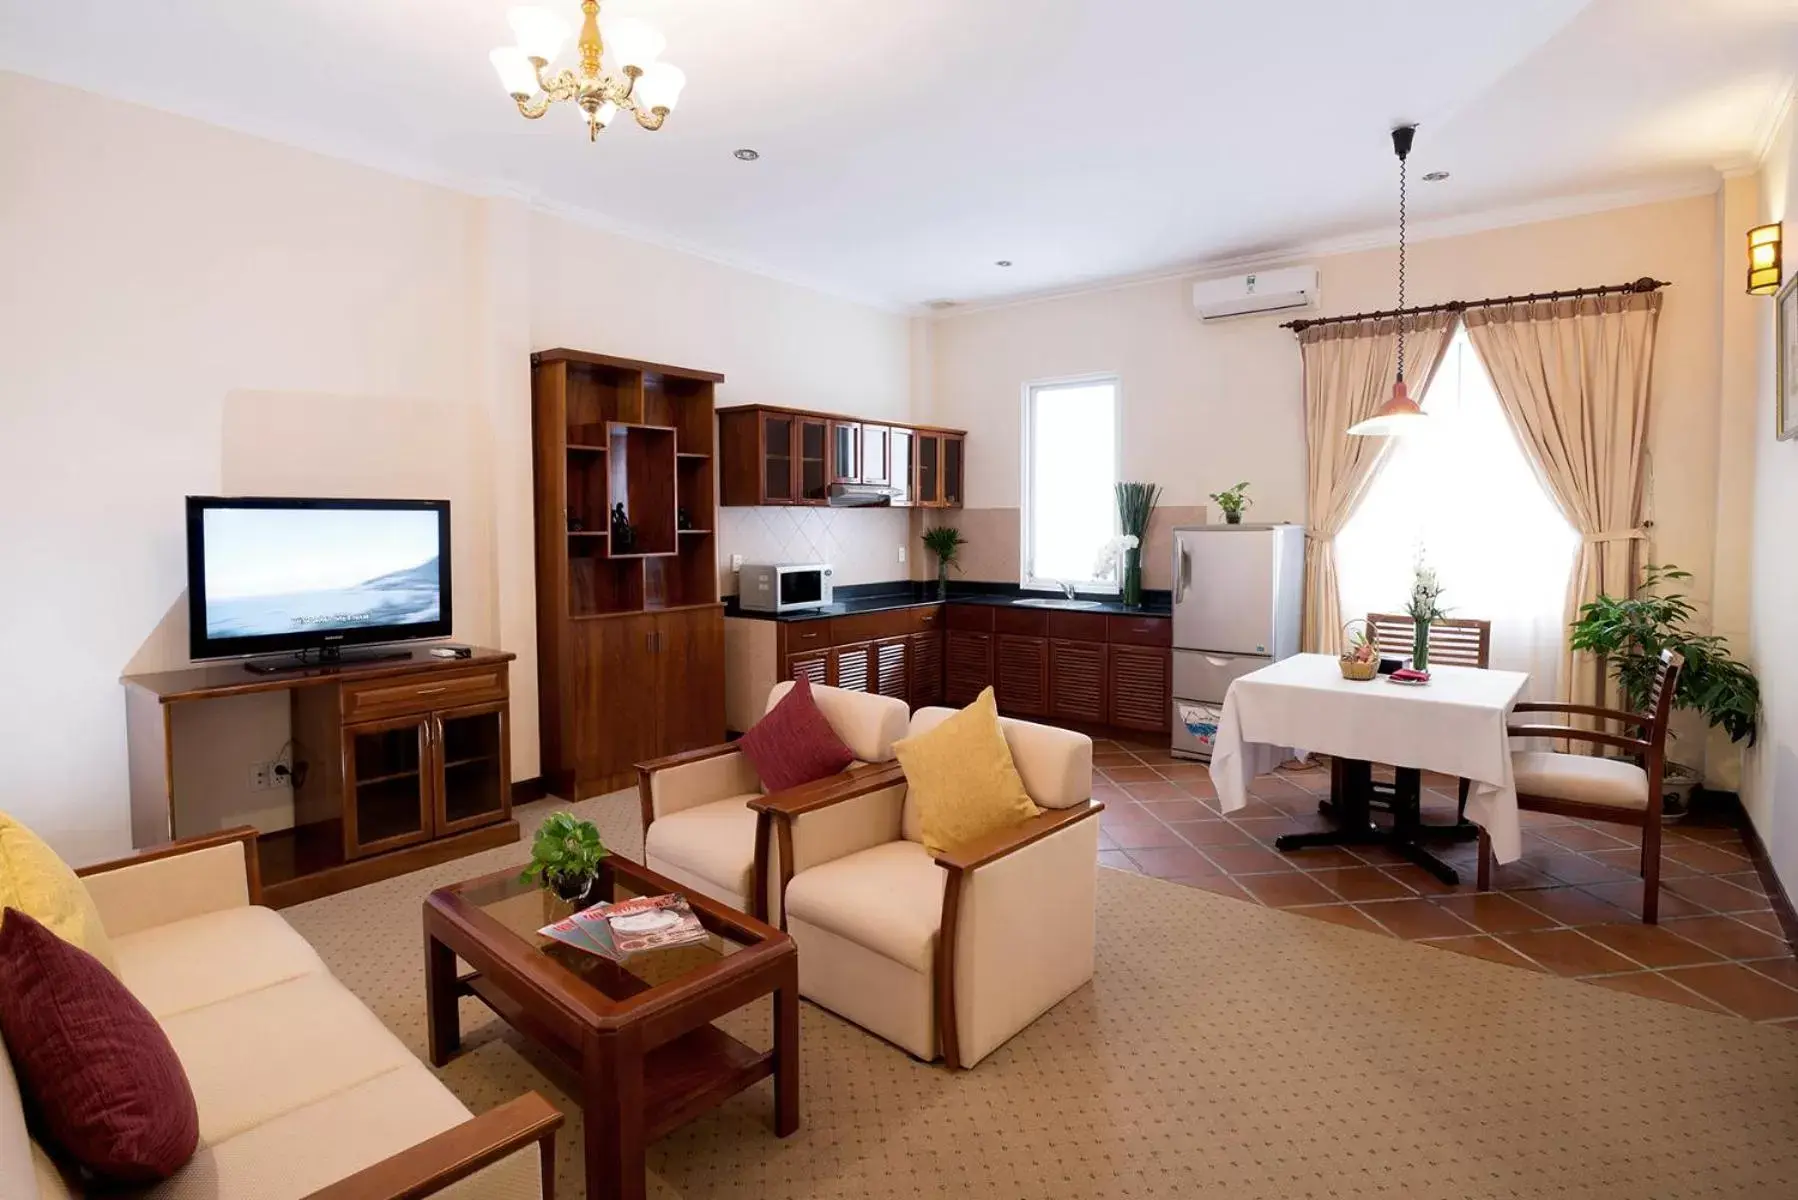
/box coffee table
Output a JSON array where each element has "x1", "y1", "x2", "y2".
[{"x1": 423, "y1": 854, "x2": 799, "y2": 1200}]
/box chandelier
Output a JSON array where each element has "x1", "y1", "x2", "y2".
[{"x1": 489, "y1": 2, "x2": 686, "y2": 143}]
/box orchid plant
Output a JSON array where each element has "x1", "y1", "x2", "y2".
[{"x1": 1092, "y1": 533, "x2": 1140, "y2": 582}]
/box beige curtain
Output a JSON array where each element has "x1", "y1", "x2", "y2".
[
  {"x1": 1463, "y1": 290, "x2": 1662, "y2": 709},
  {"x1": 1300, "y1": 312, "x2": 1457, "y2": 652}
]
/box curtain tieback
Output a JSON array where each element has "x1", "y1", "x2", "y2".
[{"x1": 1582, "y1": 529, "x2": 1646, "y2": 544}]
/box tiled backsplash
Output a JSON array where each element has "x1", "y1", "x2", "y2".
[
  {"x1": 913, "y1": 506, "x2": 1207, "y2": 590},
  {"x1": 717, "y1": 506, "x2": 914, "y2": 596}
]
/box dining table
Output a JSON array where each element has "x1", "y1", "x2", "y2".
[{"x1": 1207, "y1": 652, "x2": 1530, "y2": 884}]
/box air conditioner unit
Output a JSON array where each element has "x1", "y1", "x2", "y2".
[{"x1": 1191, "y1": 267, "x2": 1318, "y2": 321}]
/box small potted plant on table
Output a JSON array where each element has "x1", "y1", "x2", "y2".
[
  {"x1": 1209, "y1": 482, "x2": 1252, "y2": 525},
  {"x1": 521, "y1": 811, "x2": 610, "y2": 914}
]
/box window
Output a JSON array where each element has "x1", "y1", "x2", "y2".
[
  {"x1": 1021, "y1": 376, "x2": 1119, "y2": 591},
  {"x1": 1336, "y1": 328, "x2": 1578, "y2": 698}
]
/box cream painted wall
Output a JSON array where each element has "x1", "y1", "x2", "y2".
[
  {"x1": 0, "y1": 72, "x2": 914, "y2": 862},
  {"x1": 1744, "y1": 100, "x2": 1798, "y2": 900}
]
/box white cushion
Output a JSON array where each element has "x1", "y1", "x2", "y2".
[
  {"x1": 766, "y1": 682, "x2": 909, "y2": 763},
  {"x1": 784, "y1": 840, "x2": 946, "y2": 973},
  {"x1": 644, "y1": 793, "x2": 761, "y2": 901},
  {"x1": 902, "y1": 707, "x2": 1093, "y2": 842},
  {"x1": 112, "y1": 906, "x2": 325, "y2": 1020},
  {"x1": 160, "y1": 971, "x2": 419, "y2": 1145},
  {"x1": 143, "y1": 1064, "x2": 538, "y2": 1200},
  {"x1": 1512, "y1": 750, "x2": 1649, "y2": 809}
]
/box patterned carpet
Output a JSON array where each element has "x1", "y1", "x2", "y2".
[{"x1": 284, "y1": 790, "x2": 1798, "y2": 1199}]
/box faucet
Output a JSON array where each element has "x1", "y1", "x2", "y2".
[{"x1": 1059, "y1": 581, "x2": 1078, "y2": 600}]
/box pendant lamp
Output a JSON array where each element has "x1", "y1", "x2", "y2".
[{"x1": 1348, "y1": 125, "x2": 1428, "y2": 437}]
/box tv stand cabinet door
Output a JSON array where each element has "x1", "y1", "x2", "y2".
[
  {"x1": 432, "y1": 700, "x2": 511, "y2": 835},
  {"x1": 342, "y1": 714, "x2": 435, "y2": 859}
]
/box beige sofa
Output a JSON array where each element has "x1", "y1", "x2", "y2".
[
  {"x1": 750, "y1": 708, "x2": 1102, "y2": 1069},
  {"x1": 1, "y1": 829, "x2": 559, "y2": 1200},
  {"x1": 637, "y1": 682, "x2": 909, "y2": 921}
]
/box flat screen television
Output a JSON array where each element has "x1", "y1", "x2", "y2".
[{"x1": 186, "y1": 496, "x2": 452, "y2": 665}]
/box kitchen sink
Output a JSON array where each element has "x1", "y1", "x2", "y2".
[{"x1": 1011, "y1": 598, "x2": 1105, "y2": 610}]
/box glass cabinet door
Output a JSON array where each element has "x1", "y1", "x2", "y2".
[
  {"x1": 860, "y1": 425, "x2": 891, "y2": 485},
  {"x1": 889, "y1": 429, "x2": 914, "y2": 505},
  {"x1": 345, "y1": 716, "x2": 432, "y2": 858},
  {"x1": 798, "y1": 418, "x2": 829, "y2": 503},
  {"x1": 830, "y1": 421, "x2": 861, "y2": 484},
  {"x1": 916, "y1": 433, "x2": 941, "y2": 506},
  {"x1": 943, "y1": 435, "x2": 964, "y2": 507},
  {"x1": 436, "y1": 702, "x2": 509, "y2": 834},
  {"x1": 762, "y1": 414, "x2": 795, "y2": 502}
]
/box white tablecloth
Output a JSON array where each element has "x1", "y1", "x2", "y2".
[{"x1": 1207, "y1": 653, "x2": 1530, "y2": 863}]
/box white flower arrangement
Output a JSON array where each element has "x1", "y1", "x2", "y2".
[{"x1": 1092, "y1": 534, "x2": 1140, "y2": 581}]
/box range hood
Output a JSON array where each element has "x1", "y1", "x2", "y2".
[{"x1": 827, "y1": 483, "x2": 900, "y2": 507}]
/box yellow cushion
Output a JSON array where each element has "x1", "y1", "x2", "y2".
[
  {"x1": 893, "y1": 688, "x2": 1041, "y2": 856},
  {"x1": 0, "y1": 813, "x2": 118, "y2": 974}
]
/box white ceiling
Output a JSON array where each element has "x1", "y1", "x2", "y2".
[{"x1": 2, "y1": 0, "x2": 1794, "y2": 309}]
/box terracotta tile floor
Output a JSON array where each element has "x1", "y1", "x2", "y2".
[{"x1": 1090, "y1": 738, "x2": 1798, "y2": 1027}]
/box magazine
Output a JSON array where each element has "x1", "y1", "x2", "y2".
[{"x1": 537, "y1": 893, "x2": 707, "y2": 962}]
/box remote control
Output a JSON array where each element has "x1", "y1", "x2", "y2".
[{"x1": 429, "y1": 646, "x2": 470, "y2": 659}]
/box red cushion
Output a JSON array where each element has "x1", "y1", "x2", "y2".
[
  {"x1": 0, "y1": 908, "x2": 198, "y2": 1183},
  {"x1": 738, "y1": 677, "x2": 856, "y2": 791}
]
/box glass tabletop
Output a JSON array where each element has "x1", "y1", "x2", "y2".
[{"x1": 449, "y1": 857, "x2": 755, "y2": 1001}]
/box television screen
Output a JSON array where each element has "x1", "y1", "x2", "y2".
[{"x1": 186, "y1": 497, "x2": 452, "y2": 660}]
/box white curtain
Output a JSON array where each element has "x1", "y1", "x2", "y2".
[{"x1": 1336, "y1": 327, "x2": 1577, "y2": 701}]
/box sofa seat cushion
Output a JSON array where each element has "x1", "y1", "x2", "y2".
[
  {"x1": 645, "y1": 793, "x2": 761, "y2": 899},
  {"x1": 1512, "y1": 751, "x2": 1649, "y2": 809},
  {"x1": 159, "y1": 971, "x2": 417, "y2": 1146},
  {"x1": 112, "y1": 906, "x2": 325, "y2": 1020},
  {"x1": 784, "y1": 840, "x2": 946, "y2": 973},
  {"x1": 142, "y1": 1063, "x2": 539, "y2": 1200}
]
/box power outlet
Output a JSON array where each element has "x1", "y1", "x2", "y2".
[
  {"x1": 729, "y1": 553, "x2": 744, "y2": 571},
  {"x1": 897, "y1": 546, "x2": 906, "y2": 564},
  {"x1": 248, "y1": 761, "x2": 290, "y2": 791}
]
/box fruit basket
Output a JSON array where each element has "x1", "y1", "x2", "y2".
[{"x1": 1339, "y1": 619, "x2": 1379, "y2": 681}]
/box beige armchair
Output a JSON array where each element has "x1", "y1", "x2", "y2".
[
  {"x1": 749, "y1": 709, "x2": 1101, "y2": 1069},
  {"x1": 636, "y1": 682, "x2": 909, "y2": 920}
]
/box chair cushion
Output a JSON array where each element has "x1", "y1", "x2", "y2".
[
  {"x1": 740, "y1": 677, "x2": 855, "y2": 791},
  {"x1": 784, "y1": 840, "x2": 946, "y2": 973},
  {"x1": 643, "y1": 793, "x2": 761, "y2": 899},
  {"x1": 0, "y1": 811, "x2": 117, "y2": 974},
  {"x1": 111, "y1": 906, "x2": 325, "y2": 1020},
  {"x1": 766, "y1": 681, "x2": 910, "y2": 763},
  {"x1": 1512, "y1": 751, "x2": 1649, "y2": 809},
  {"x1": 0, "y1": 908, "x2": 199, "y2": 1184},
  {"x1": 907, "y1": 707, "x2": 1093, "y2": 812},
  {"x1": 893, "y1": 687, "x2": 1041, "y2": 856}
]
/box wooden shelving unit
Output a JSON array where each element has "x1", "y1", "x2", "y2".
[{"x1": 531, "y1": 349, "x2": 726, "y2": 798}]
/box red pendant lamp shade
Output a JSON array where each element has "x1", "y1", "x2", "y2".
[{"x1": 1347, "y1": 124, "x2": 1427, "y2": 438}]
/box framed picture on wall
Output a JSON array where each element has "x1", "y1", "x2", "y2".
[{"x1": 1781, "y1": 273, "x2": 1798, "y2": 441}]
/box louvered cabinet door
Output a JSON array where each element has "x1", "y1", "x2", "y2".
[
  {"x1": 1107, "y1": 645, "x2": 1171, "y2": 733},
  {"x1": 873, "y1": 636, "x2": 909, "y2": 700},
  {"x1": 944, "y1": 631, "x2": 992, "y2": 707},
  {"x1": 831, "y1": 642, "x2": 874, "y2": 692},
  {"x1": 786, "y1": 651, "x2": 828, "y2": 687},
  {"x1": 1049, "y1": 639, "x2": 1108, "y2": 723},
  {"x1": 994, "y1": 634, "x2": 1049, "y2": 717},
  {"x1": 909, "y1": 631, "x2": 944, "y2": 707}
]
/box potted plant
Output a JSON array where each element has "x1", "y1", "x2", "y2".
[
  {"x1": 1209, "y1": 482, "x2": 1252, "y2": 525},
  {"x1": 922, "y1": 526, "x2": 966, "y2": 601},
  {"x1": 520, "y1": 811, "x2": 610, "y2": 909},
  {"x1": 1405, "y1": 554, "x2": 1448, "y2": 672},
  {"x1": 1568, "y1": 564, "x2": 1762, "y2": 817},
  {"x1": 1115, "y1": 482, "x2": 1162, "y2": 608}
]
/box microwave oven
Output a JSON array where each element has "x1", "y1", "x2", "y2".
[{"x1": 738, "y1": 563, "x2": 834, "y2": 614}]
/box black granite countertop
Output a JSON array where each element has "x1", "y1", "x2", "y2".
[{"x1": 723, "y1": 581, "x2": 1172, "y2": 623}]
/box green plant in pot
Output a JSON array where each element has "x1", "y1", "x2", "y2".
[
  {"x1": 922, "y1": 525, "x2": 966, "y2": 601},
  {"x1": 1115, "y1": 482, "x2": 1162, "y2": 609},
  {"x1": 520, "y1": 811, "x2": 610, "y2": 905},
  {"x1": 1568, "y1": 564, "x2": 1761, "y2": 816},
  {"x1": 1209, "y1": 482, "x2": 1251, "y2": 525}
]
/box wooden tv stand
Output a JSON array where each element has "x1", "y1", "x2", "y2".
[{"x1": 122, "y1": 647, "x2": 520, "y2": 907}]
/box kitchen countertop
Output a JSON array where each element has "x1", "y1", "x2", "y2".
[{"x1": 723, "y1": 581, "x2": 1172, "y2": 623}]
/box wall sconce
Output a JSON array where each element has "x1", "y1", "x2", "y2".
[{"x1": 1748, "y1": 222, "x2": 1782, "y2": 295}]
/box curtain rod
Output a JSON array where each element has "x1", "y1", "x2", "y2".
[{"x1": 1280, "y1": 276, "x2": 1670, "y2": 333}]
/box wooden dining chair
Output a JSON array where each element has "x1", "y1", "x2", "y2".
[
  {"x1": 1477, "y1": 649, "x2": 1683, "y2": 923},
  {"x1": 1365, "y1": 613, "x2": 1493, "y2": 822}
]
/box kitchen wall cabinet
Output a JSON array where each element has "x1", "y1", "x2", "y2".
[{"x1": 718, "y1": 404, "x2": 965, "y2": 507}]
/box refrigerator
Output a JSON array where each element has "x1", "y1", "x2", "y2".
[{"x1": 1169, "y1": 524, "x2": 1306, "y2": 761}]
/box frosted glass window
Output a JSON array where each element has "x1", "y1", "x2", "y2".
[{"x1": 1022, "y1": 377, "x2": 1119, "y2": 591}]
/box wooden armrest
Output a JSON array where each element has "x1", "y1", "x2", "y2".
[
  {"x1": 303, "y1": 1092, "x2": 562, "y2": 1200},
  {"x1": 933, "y1": 800, "x2": 1104, "y2": 874},
  {"x1": 1507, "y1": 724, "x2": 1650, "y2": 754},
  {"x1": 635, "y1": 742, "x2": 742, "y2": 775},
  {"x1": 747, "y1": 762, "x2": 907, "y2": 818},
  {"x1": 75, "y1": 826, "x2": 258, "y2": 879},
  {"x1": 1513, "y1": 702, "x2": 1647, "y2": 727}
]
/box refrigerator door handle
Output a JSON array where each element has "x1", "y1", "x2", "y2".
[
  {"x1": 1174, "y1": 535, "x2": 1191, "y2": 604},
  {"x1": 1203, "y1": 655, "x2": 1234, "y2": 668}
]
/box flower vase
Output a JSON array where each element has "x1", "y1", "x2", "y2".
[
  {"x1": 1122, "y1": 547, "x2": 1143, "y2": 609},
  {"x1": 1411, "y1": 620, "x2": 1430, "y2": 672},
  {"x1": 936, "y1": 560, "x2": 949, "y2": 601}
]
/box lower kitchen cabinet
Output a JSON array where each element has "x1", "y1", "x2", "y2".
[
  {"x1": 995, "y1": 634, "x2": 1050, "y2": 716},
  {"x1": 1107, "y1": 644, "x2": 1172, "y2": 732},
  {"x1": 945, "y1": 630, "x2": 993, "y2": 707},
  {"x1": 909, "y1": 631, "x2": 944, "y2": 706},
  {"x1": 1049, "y1": 639, "x2": 1108, "y2": 723}
]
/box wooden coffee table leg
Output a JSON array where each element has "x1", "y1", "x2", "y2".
[
  {"x1": 774, "y1": 959, "x2": 800, "y2": 1137},
  {"x1": 583, "y1": 1027, "x2": 646, "y2": 1200},
  {"x1": 425, "y1": 929, "x2": 460, "y2": 1068}
]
